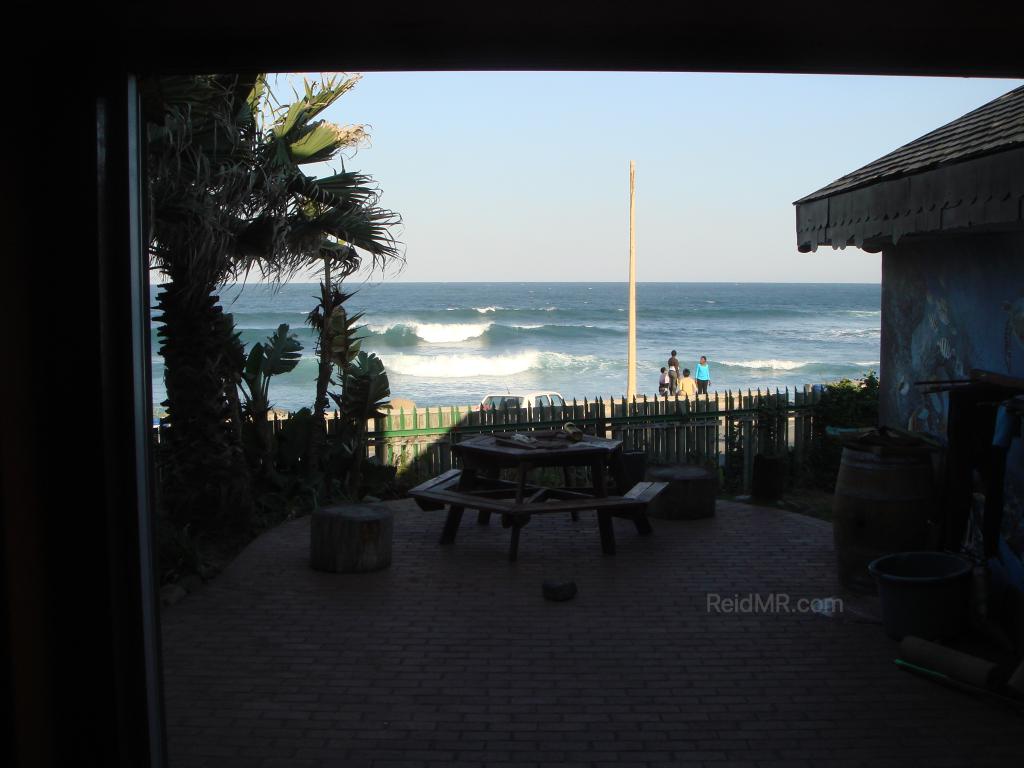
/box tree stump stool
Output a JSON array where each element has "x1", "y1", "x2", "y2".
[
  {"x1": 644, "y1": 465, "x2": 716, "y2": 519},
  {"x1": 311, "y1": 503, "x2": 393, "y2": 573}
]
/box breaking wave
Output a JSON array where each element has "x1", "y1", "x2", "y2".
[
  {"x1": 718, "y1": 359, "x2": 808, "y2": 370},
  {"x1": 716, "y1": 359, "x2": 880, "y2": 374},
  {"x1": 366, "y1": 321, "x2": 493, "y2": 344},
  {"x1": 822, "y1": 327, "x2": 881, "y2": 339},
  {"x1": 385, "y1": 351, "x2": 596, "y2": 378},
  {"x1": 365, "y1": 321, "x2": 620, "y2": 346}
]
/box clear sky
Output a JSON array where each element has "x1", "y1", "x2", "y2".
[{"x1": 288, "y1": 72, "x2": 1021, "y2": 283}]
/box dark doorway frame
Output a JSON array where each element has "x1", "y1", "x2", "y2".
[{"x1": 5, "y1": 7, "x2": 1024, "y2": 767}]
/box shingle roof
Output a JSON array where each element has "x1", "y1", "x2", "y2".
[{"x1": 795, "y1": 85, "x2": 1024, "y2": 204}]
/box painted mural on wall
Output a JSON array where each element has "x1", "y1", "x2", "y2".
[{"x1": 880, "y1": 233, "x2": 1024, "y2": 544}]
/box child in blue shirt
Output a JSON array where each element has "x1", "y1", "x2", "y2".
[{"x1": 695, "y1": 356, "x2": 711, "y2": 395}]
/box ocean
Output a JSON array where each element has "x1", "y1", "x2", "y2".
[{"x1": 149, "y1": 282, "x2": 881, "y2": 412}]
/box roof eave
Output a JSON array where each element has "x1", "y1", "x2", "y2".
[{"x1": 795, "y1": 147, "x2": 1024, "y2": 252}]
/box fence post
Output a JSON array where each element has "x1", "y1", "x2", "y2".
[{"x1": 711, "y1": 392, "x2": 721, "y2": 468}]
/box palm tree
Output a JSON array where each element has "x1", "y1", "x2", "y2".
[
  {"x1": 145, "y1": 73, "x2": 401, "y2": 529},
  {"x1": 254, "y1": 77, "x2": 401, "y2": 488},
  {"x1": 146, "y1": 74, "x2": 263, "y2": 528}
]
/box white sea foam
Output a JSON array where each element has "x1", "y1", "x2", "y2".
[
  {"x1": 415, "y1": 322, "x2": 492, "y2": 342},
  {"x1": 368, "y1": 321, "x2": 492, "y2": 343},
  {"x1": 847, "y1": 310, "x2": 881, "y2": 317},
  {"x1": 823, "y1": 328, "x2": 881, "y2": 339},
  {"x1": 719, "y1": 359, "x2": 808, "y2": 370},
  {"x1": 385, "y1": 350, "x2": 591, "y2": 378},
  {"x1": 387, "y1": 352, "x2": 540, "y2": 378},
  {"x1": 511, "y1": 324, "x2": 544, "y2": 329},
  {"x1": 474, "y1": 306, "x2": 502, "y2": 313}
]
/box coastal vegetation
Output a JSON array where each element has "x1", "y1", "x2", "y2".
[
  {"x1": 805, "y1": 370, "x2": 880, "y2": 491},
  {"x1": 145, "y1": 73, "x2": 401, "y2": 583}
]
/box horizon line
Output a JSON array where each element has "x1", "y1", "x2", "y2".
[{"x1": 203, "y1": 279, "x2": 882, "y2": 286}]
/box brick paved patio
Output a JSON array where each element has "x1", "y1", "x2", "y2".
[{"x1": 161, "y1": 499, "x2": 1023, "y2": 767}]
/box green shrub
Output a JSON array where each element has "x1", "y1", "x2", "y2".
[{"x1": 805, "y1": 370, "x2": 879, "y2": 490}]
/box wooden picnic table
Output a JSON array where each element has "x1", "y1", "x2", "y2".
[{"x1": 409, "y1": 433, "x2": 665, "y2": 561}]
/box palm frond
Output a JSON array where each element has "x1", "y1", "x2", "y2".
[
  {"x1": 287, "y1": 121, "x2": 362, "y2": 164},
  {"x1": 272, "y1": 75, "x2": 361, "y2": 140}
]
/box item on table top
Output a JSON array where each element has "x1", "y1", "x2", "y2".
[
  {"x1": 562, "y1": 422, "x2": 584, "y2": 442},
  {"x1": 494, "y1": 432, "x2": 569, "y2": 450},
  {"x1": 495, "y1": 434, "x2": 542, "y2": 449}
]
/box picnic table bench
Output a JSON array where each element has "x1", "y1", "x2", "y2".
[{"x1": 409, "y1": 434, "x2": 667, "y2": 560}]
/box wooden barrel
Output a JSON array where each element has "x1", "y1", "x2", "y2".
[{"x1": 833, "y1": 447, "x2": 935, "y2": 593}]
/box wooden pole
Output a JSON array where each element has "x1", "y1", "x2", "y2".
[{"x1": 627, "y1": 161, "x2": 637, "y2": 399}]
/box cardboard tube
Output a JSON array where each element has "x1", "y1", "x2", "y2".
[{"x1": 900, "y1": 636, "x2": 998, "y2": 688}]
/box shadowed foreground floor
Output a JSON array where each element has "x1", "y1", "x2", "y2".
[{"x1": 162, "y1": 499, "x2": 1023, "y2": 767}]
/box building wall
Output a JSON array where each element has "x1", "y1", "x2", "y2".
[
  {"x1": 880, "y1": 231, "x2": 1024, "y2": 433},
  {"x1": 880, "y1": 230, "x2": 1024, "y2": 541}
]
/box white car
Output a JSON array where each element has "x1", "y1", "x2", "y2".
[{"x1": 480, "y1": 391, "x2": 566, "y2": 411}]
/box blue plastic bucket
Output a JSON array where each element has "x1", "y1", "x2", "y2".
[{"x1": 868, "y1": 551, "x2": 972, "y2": 640}]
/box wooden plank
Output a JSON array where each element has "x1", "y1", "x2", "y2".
[
  {"x1": 709, "y1": 392, "x2": 719, "y2": 463},
  {"x1": 509, "y1": 495, "x2": 646, "y2": 515},
  {"x1": 411, "y1": 488, "x2": 516, "y2": 514},
  {"x1": 525, "y1": 487, "x2": 548, "y2": 504},
  {"x1": 743, "y1": 392, "x2": 754, "y2": 491},
  {"x1": 408, "y1": 468, "x2": 461, "y2": 494},
  {"x1": 623, "y1": 480, "x2": 653, "y2": 497}
]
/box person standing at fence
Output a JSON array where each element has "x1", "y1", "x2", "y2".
[
  {"x1": 667, "y1": 350, "x2": 680, "y2": 395},
  {"x1": 694, "y1": 355, "x2": 711, "y2": 395},
  {"x1": 658, "y1": 367, "x2": 670, "y2": 396},
  {"x1": 678, "y1": 368, "x2": 698, "y2": 399}
]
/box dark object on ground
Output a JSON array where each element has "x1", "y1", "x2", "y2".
[
  {"x1": 613, "y1": 449, "x2": 648, "y2": 493},
  {"x1": 833, "y1": 442, "x2": 935, "y2": 593},
  {"x1": 310, "y1": 503, "x2": 393, "y2": 573},
  {"x1": 894, "y1": 659, "x2": 1024, "y2": 712},
  {"x1": 1008, "y1": 660, "x2": 1024, "y2": 698},
  {"x1": 644, "y1": 465, "x2": 715, "y2": 520},
  {"x1": 543, "y1": 580, "x2": 577, "y2": 601},
  {"x1": 160, "y1": 584, "x2": 187, "y2": 607},
  {"x1": 751, "y1": 454, "x2": 786, "y2": 502},
  {"x1": 869, "y1": 551, "x2": 972, "y2": 639},
  {"x1": 899, "y1": 635, "x2": 999, "y2": 688}
]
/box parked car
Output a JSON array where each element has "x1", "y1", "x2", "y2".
[{"x1": 480, "y1": 391, "x2": 566, "y2": 411}]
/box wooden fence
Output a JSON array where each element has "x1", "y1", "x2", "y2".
[
  {"x1": 365, "y1": 386, "x2": 823, "y2": 490},
  {"x1": 153, "y1": 386, "x2": 823, "y2": 492}
]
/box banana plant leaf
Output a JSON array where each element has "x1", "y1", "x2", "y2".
[
  {"x1": 340, "y1": 351, "x2": 391, "y2": 422},
  {"x1": 262, "y1": 323, "x2": 303, "y2": 376},
  {"x1": 327, "y1": 307, "x2": 364, "y2": 369},
  {"x1": 241, "y1": 323, "x2": 303, "y2": 410}
]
